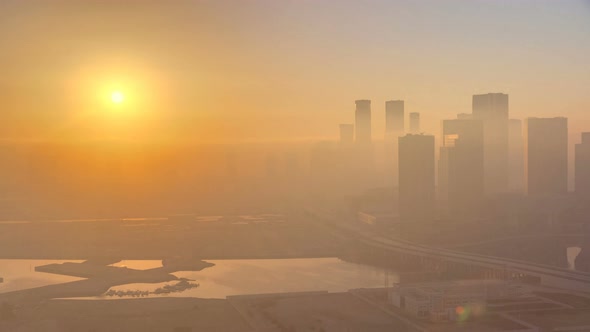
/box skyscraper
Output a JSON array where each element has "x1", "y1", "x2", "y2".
[
  {"x1": 409, "y1": 112, "x2": 420, "y2": 133},
  {"x1": 399, "y1": 134, "x2": 435, "y2": 221},
  {"x1": 439, "y1": 118, "x2": 484, "y2": 219},
  {"x1": 355, "y1": 100, "x2": 372, "y2": 144},
  {"x1": 472, "y1": 93, "x2": 509, "y2": 195},
  {"x1": 526, "y1": 117, "x2": 568, "y2": 196},
  {"x1": 457, "y1": 113, "x2": 472, "y2": 120},
  {"x1": 339, "y1": 124, "x2": 354, "y2": 146},
  {"x1": 575, "y1": 132, "x2": 590, "y2": 196},
  {"x1": 385, "y1": 100, "x2": 404, "y2": 133},
  {"x1": 384, "y1": 100, "x2": 404, "y2": 187},
  {"x1": 508, "y1": 119, "x2": 525, "y2": 193}
]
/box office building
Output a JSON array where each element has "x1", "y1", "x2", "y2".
[
  {"x1": 439, "y1": 118, "x2": 484, "y2": 218},
  {"x1": 384, "y1": 100, "x2": 404, "y2": 186},
  {"x1": 575, "y1": 132, "x2": 590, "y2": 196},
  {"x1": 472, "y1": 93, "x2": 509, "y2": 195},
  {"x1": 355, "y1": 100, "x2": 372, "y2": 144},
  {"x1": 526, "y1": 117, "x2": 568, "y2": 196},
  {"x1": 398, "y1": 134, "x2": 435, "y2": 221},
  {"x1": 409, "y1": 112, "x2": 420, "y2": 133},
  {"x1": 385, "y1": 100, "x2": 405, "y2": 133},
  {"x1": 508, "y1": 119, "x2": 525, "y2": 193}
]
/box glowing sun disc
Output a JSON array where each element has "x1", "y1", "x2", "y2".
[{"x1": 111, "y1": 91, "x2": 124, "y2": 104}]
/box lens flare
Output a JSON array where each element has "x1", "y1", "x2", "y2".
[{"x1": 455, "y1": 305, "x2": 472, "y2": 322}]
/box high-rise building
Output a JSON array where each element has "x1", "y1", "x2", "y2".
[
  {"x1": 508, "y1": 119, "x2": 525, "y2": 193},
  {"x1": 355, "y1": 100, "x2": 372, "y2": 144},
  {"x1": 339, "y1": 124, "x2": 354, "y2": 146},
  {"x1": 439, "y1": 118, "x2": 484, "y2": 219},
  {"x1": 525, "y1": 117, "x2": 568, "y2": 196},
  {"x1": 384, "y1": 100, "x2": 404, "y2": 186},
  {"x1": 409, "y1": 112, "x2": 420, "y2": 133},
  {"x1": 353, "y1": 100, "x2": 375, "y2": 187},
  {"x1": 472, "y1": 93, "x2": 509, "y2": 195},
  {"x1": 385, "y1": 100, "x2": 404, "y2": 133},
  {"x1": 575, "y1": 132, "x2": 590, "y2": 196},
  {"x1": 399, "y1": 134, "x2": 435, "y2": 221},
  {"x1": 457, "y1": 113, "x2": 472, "y2": 120}
]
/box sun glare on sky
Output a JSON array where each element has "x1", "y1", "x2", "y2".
[{"x1": 111, "y1": 91, "x2": 125, "y2": 104}]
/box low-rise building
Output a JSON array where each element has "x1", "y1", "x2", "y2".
[{"x1": 389, "y1": 280, "x2": 528, "y2": 322}]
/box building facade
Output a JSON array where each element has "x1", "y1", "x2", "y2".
[
  {"x1": 575, "y1": 132, "x2": 590, "y2": 196},
  {"x1": 355, "y1": 100, "x2": 372, "y2": 145},
  {"x1": 389, "y1": 280, "x2": 527, "y2": 322},
  {"x1": 409, "y1": 112, "x2": 421, "y2": 133},
  {"x1": 508, "y1": 119, "x2": 525, "y2": 193},
  {"x1": 439, "y1": 118, "x2": 484, "y2": 219},
  {"x1": 472, "y1": 93, "x2": 509, "y2": 195},
  {"x1": 385, "y1": 100, "x2": 405, "y2": 133},
  {"x1": 525, "y1": 117, "x2": 568, "y2": 196},
  {"x1": 398, "y1": 134, "x2": 435, "y2": 221}
]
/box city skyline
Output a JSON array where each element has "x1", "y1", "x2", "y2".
[
  {"x1": 1, "y1": 2, "x2": 590, "y2": 331},
  {"x1": 0, "y1": 1, "x2": 589, "y2": 143}
]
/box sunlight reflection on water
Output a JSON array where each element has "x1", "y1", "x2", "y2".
[
  {"x1": 100, "y1": 258, "x2": 398, "y2": 299},
  {"x1": 0, "y1": 259, "x2": 85, "y2": 294}
]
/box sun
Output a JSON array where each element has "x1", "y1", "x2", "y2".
[{"x1": 111, "y1": 91, "x2": 125, "y2": 104}]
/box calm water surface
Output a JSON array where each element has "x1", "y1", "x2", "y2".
[
  {"x1": 102, "y1": 258, "x2": 399, "y2": 299},
  {"x1": 0, "y1": 259, "x2": 84, "y2": 294},
  {"x1": 2, "y1": 247, "x2": 582, "y2": 299},
  {"x1": 109, "y1": 260, "x2": 163, "y2": 270}
]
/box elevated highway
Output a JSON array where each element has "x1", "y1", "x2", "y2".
[{"x1": 307, "y1": 208, "x2": 590, "y2": 292}]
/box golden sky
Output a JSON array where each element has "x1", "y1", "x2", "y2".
[{"x1": 0, "y1": 0, "x2": 589, "y2": 143}]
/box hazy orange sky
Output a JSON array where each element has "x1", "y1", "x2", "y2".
[{"x1": 0, "y1": 0, "x2": 589, "y2": 143}]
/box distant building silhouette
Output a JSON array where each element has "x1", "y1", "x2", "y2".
[
  {"x1": 575, "y1": 132, "x2": 590, "y2": 196},
  {"x1": 385, "y1": 100, "x2": 405, "y2": 133},
  {"x1": 353, "y1": 100, "x2": 376, "y2": 188},
  {"x1": 457, "y1": 113, "x2": 472, "y2": 120},
  {"x1": 355, "y1": 100, "x2": 372, "y2": 145},
  {"x1": 525, "y1": 117, "x2": 568, "y2": 196},
  {"x1": 439, "y1": 118, "x2": 484, "y2": 219},
  {"x1": 399, "y1": 134, "x2": 435, "y2": 221},
  {"x1": 309, "y1": 141, "x2": 339, "y2": 193},
  {"x1": 409, "y1": 112, "x2": 420, "y2": 133},
  {"x1": 384, "y1": 100, "x2": 404, "y2": 186},
  {"x1": 472, "y1": 93, "x2": 509, "y2": 195},
  {"x1": 338, "y1": 124, "x2": 358, "y2": 193},
  {"x1": 508, "y1": 119, "x2": 525, "y2": 193},
  {"x1": 339, "y1": 124, "x2": 354, "y2": 146}
]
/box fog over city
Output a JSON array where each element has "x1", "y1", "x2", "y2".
[{"x1": 0, "y1": 1, "x2": 590, "y2": 331}]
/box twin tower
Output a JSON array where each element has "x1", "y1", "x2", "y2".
[{"x1": 343, "y1": 100, "x2": 421, "y2": 146}]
